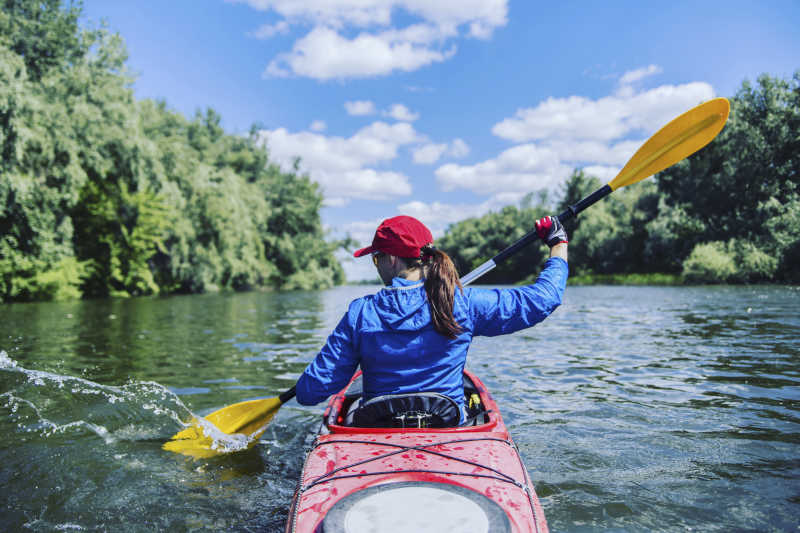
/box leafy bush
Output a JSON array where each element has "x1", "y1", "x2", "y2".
[
  {"x1": 32, "y1": 257, "x2": 88, "y2": 301},
  {"x1": 728, "y1": 240, "x2": 778, "y2": 282},
  {"x1": 764, "y1": 194, "x2": 800, "y2": 283},
  {"x1": 682, "y1": 239, "x2": 777, "y2": 283},
  {"x1": 682, "y1": 242, "x2": 737, "y2": 283}
]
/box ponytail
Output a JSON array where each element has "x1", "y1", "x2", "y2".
[{"x1": 420, "y1": 245, "x2": 463, "y2": 339}]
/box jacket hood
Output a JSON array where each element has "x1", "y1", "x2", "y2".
[{"x1": 371, "y1": 277, "x2": 431, "y2": 331}]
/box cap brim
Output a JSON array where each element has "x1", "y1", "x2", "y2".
[{"x1": 353, "y1": 245, "x2": 375, "y2": 258}]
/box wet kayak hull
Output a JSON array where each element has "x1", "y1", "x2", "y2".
[{"x1": 285, "y1": 370, "x2": 548, "y2": 533}]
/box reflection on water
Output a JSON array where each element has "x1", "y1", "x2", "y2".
[{"x1": 1, "y1": 285, "x2": 798, "y2": 531}]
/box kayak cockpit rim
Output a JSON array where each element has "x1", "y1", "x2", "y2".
[{"x1": 322, "y1": 368, "x2": 500, "y2": 434}]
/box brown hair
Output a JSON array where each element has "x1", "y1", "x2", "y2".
[{"x1": 407, "y1": 245, "x2": 463, "y2": 339}]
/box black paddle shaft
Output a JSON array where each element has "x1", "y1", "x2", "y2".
[
  {"x1": 556, "y1": 184, "x2": 613, "y2": 224},
  {"x1": 491, "y1": 184, "x2": 612, "y2": 266},
  {"x1": 279, "y1": 386, "x2": 297, "y2": 404}
]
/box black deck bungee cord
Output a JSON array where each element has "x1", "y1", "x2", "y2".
[{"x1": 300, "y1": 436, "x2": 525, "y2": 492}]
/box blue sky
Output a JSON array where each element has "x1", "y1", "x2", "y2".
[{"x1": 81, "y1": 1, "x2": 799, "y2": 280}]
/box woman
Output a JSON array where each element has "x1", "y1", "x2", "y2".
[{"x1": 295, "y1": 215, "x2": 568, "y2": 425}]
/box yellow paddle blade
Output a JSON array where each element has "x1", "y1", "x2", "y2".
[
  {"x1": 609, "y1": 97, "x2": 730, "y2": 191},
  {"x1": 162, "y1": 397, "x2": 283, "y2": 459}
]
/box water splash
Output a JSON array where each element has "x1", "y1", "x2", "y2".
[
  {"x1": 0, "y1": 350, "x2": 188, "y2": 446},
  {"x1": 1, "y1": 350, "x2": 272, "y2": 459},
  {"x1": 184, "y1": 415, "x2": 255, "y2": 455},
  {"x1": 0, "y1": 349, "x2": 18, "y2": 368}
]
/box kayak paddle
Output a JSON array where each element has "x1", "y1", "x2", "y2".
[
  {"x1": 461, "y1": 96, "x2": 730, "y2": 284},
  {"x1": 164, "y1": 97, "x2": 730, "y2": 458},
  {"x1": 163, "y1": 386, "x2": 296, "y2": 458}
]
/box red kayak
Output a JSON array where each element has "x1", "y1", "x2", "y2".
[{"x1": 285, "y1": 369, "x2": 549, "y2": 533}]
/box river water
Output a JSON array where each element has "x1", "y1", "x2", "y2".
[{"x1": 1, "y1": 284, "x2": 798, "y2": 532}]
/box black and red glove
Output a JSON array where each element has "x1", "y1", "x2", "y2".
[{"x1": 535, "y1": 216, "x2": 568, "y2": 247}]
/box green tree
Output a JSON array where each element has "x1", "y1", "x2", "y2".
[
  {"x1": 642, "y1": 200, "x2": 705, "y2": 272},
  {"x1": 0, "y1": 0, "x2": 113, "y2": 300},
  {"x1": 656, "y1": 72, "x2": 800, "y2": 282},
  {"x1": 0, "y1": 0, "x2": 84, "y2": 82},
  {"x1": 0, "y1": 0, "x2": 345, "y2": 301}
]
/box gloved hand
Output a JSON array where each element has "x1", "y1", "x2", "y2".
[{"x1": 535, "y1": 216, "x2": 568, "y2": 247}]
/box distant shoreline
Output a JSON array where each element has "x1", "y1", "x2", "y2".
[
  {"x1": 345, "y1": 273, "x2": 800, "y2": 288},
  {"x1": 567, "y1": 273, "x2": 682, "y2": 286},
  {"x1": 565, "y1": 273, "x2": 795, "y2": 286}
]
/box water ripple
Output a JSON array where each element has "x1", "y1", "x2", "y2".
[{"x1": 0, "y1": 285, "x2": 798, "y2": 531}]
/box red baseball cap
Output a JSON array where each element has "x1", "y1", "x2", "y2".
[{"x1": 353, "y1": 216, "x2": 433, "y2": 259}]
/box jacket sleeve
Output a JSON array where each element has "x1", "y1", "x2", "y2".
[
  {"x1": 469, "y1": 257, "x2": 568, "y2": 337},
  {"x1": 295, "y1": 303, "x2": 361, "y2": 406}
]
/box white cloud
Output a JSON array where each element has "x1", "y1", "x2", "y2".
[
  {"x1": 237, "y1": 0, "x2": 508, "y2": 79},
  {"x1": 619, "y1": 64, "x2": 663, "y2": 85},
  {"x1": 405, "y1": 85, "x2": 434, "y2": 93},
  {"x1": 345, "y1": 100, "x2": 376, "y2": 116},
  {"x1": 385, "y1": 103, "x2": 420, "y2": 122},
  {"x1": 413, "y1": 143, "x2": 447, "y2": 164},
  {"x1": 581, "y1": 165, "x2": 619, "y2": 182},
  {"x1": 468, "y1": 20, "x2": 494, "y2": 40},
  {"x1": 412, "y1": 138, "x2": 470, "y2": 164},
  {"x1": 266, "y1": 26, "x2": 457, "y2": 80},
  {"x1": 492, "y1": 81, "x2": 714, "y2": 143},
  {"x1": 436, "y1": 144, "x2": 572, "y2": 195},
  {"x1": 438, "y1": 80, "x2": 716, "y2": 196},
  {"x1": 250, "y1": 20, "x2": 290, "y2": 39},
  {"x1": 257, "y1": 121, "x2": 421, "y2": 204},
  {"x1": 378, "y1": 22, "x2": 459, "y2": 44},
  {"x1": 356, "y1": 120, "x2": 421, "y2": 145},
  {"x1": 543, "y1": 138, "x2": 643, "y2": 167},
  {"x1": 234, "y1": 0, "x2": 507, "y2": 33},
  {"x1": 448, "y1": 138, "x2": 469, "y2": 158},
  {"x1": 432, "y1": 138, "x2": 642, "y2": 195},
  {"x1": 233, "y1": 0, "x2": 393, "y2": 28},
  {"x1": 340, "y1": 217, "x2": 385, "y2": 248},
  {"x1": 309, "y1": 120, "x2": 326, "y2": 131}
]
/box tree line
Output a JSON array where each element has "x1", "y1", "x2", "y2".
[
  {"x1": 2, "y1": 1, "x2": 796, "y2": 304},
  {"x1": 440, "y1": 71, "x2": 799, "y2": 285},
  {"x1": 1, "y1": 0, "x2": 344, "y2": 302}
]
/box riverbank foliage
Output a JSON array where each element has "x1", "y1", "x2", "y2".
[
  {"x1": 441, "y1": 71, "x2": 799, "y2": 285},
  {"x1": 1, "y1": 0, "x2": 344, "y2": 302}
]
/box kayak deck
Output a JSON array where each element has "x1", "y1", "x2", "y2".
[{"x1": 285, "y1": 370, "x2": 548, "y2": 533}]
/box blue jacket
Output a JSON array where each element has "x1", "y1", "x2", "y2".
[{"x1": 296, "y1": 257, "x2": 568, "y2": 413}]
